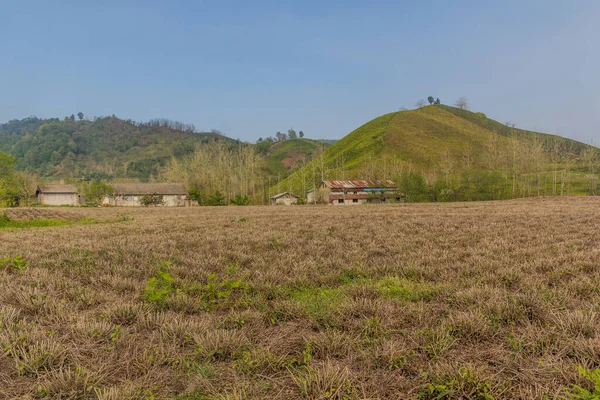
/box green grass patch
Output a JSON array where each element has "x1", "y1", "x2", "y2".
[
  {"x1": 377, "y1": 276, "x2": 443, "y2": 303},
  {"x1": 0, "y1": 255, "x2": 29, "y2": 275},
  {"x1": 290, "y1": 286, "x2": 345, "y2": 326},
  {"x1": 0, "y1": 214, "x2": 95, "y2": 230}
]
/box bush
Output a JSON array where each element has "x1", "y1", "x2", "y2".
[
  {"x1": 396, "y1": 171, "x2": 431, "y2": 202},
  {"x1": 82, "y1": 181, "x2": 113, "y2": 206},
  {"x1": 205, "y1": 191, "x2": 226, "y2": 206},
  {"x1": 139, "y1": 194, "x2": 165, "y2": 207},
  {"x1": 142, "y1": 261, "x2": 175, "y2": 304},
  {"x1": 230, "y1": 194, "x2": 251, "y2": 206}
]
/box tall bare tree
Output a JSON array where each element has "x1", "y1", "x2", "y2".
[{"x1": 455, "y1": 97, "x2": 469, "y2": 110}]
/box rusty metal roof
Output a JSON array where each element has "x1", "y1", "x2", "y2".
[{"x1": 321, "y1": 180, "x2": 396, "y2": 189}]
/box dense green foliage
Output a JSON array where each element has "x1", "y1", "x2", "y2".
[
  {"x1": 0, "y1": 116, "x2": 230, "y2": 180},
  {"x1": 80, "y1": 181, "x2": 114, "y2": 206}
]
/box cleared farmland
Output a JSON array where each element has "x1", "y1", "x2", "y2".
[{"x1": 0, "y1": 199, "x2": 599, "y2": 399}]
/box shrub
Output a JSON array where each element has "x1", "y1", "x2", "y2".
[
  {"x1": 139, "y1": 194, "x2": 165, "y2": 206},
  {"x1": 230, "y1": 194, "x2": 251, "y2": 206},
  {"x1": 418, "y1": 365, "x2": 496, "y2": 400},
  {"x1": 205, "y1": 191, "x2": 226, "y2": 206},
  {"x1": 142, "y1": 261, "x2": 175, "y2": 304}
]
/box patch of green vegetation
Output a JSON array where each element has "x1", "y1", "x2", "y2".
[
  {"x1": 233, "y1": 348, "x2": 284, "y2": 376},
  {"x1": 418, "y1": 366, "x2": 496, "y2": 400},
  {"x1": 290, "y1": 286, "x2": 344, "y2": 326},
  {"x1": 338, "y1": 268, "x2": 367, "y2": 285},
  {"x1": 185, "y1": 273, "x2": 249, "y2": 306},
  {"x1": 176, "y1": 358, "x2": 218, "y2": 379},
  {"x1": 377, "y1": 276, "x2": 442, "y2": 303},
  {"x1": 566, "y1": 367, "x2": 600, "y2": 400},
  {"x1": 0, "y1": 214, "x2": 95, "y2": 230},
  {"x1": 360, "y1": 317, "x2": 388, "y2": 340},
  {"x1": 0, "y1": 255, "x2": 29, "y2": 275},
  {"x1": 142, "y1": 261, "x2": 176, "y2": 304}
]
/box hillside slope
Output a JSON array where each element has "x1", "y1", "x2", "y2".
[
  {"x1": 277, "y1": 105, "x2": 593, "y2": 197},
  {"x1": 0, "y1": 116, "x2": 233, "y2": 180},
  {"x1": 264, "y1": 138, "x2": 328, "y2": 176}
]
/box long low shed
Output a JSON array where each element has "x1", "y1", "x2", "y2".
[{"x1": 102, "y1": 183, "x2": 189, "y2": 206}]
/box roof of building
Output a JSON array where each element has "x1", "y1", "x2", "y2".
[
  {"x1": 112, "y1": 183, "x2": 188, "y2": 195},
  {"x1": 37, "y1": 184, "x2": 77, "y2": 194},
  {"x1": 271, "y1": 191, "x2": 300, "y2": 199},
  {"x1": 321, "y1": 180, "x2": 396, "y2": 189}
]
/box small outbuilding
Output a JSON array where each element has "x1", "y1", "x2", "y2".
[
  {"x1": 103, "y1": 183, "x2": 188, "y2": 207},
  {"x1": 271, "y1": 192, "x2": 299, "y2": 206},
  {"x1": 36, "y1": 184, "x2": 83, "y2": 206}
]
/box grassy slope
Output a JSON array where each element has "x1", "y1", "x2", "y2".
[
  {"x1": 279, "y1": 105, "x2": 592, "y2": 193},
  {"x1": 265, "y1": 138, "x2": 327, "y2": 176}
]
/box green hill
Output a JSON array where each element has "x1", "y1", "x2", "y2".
[
  {"x1": 0, "y1": 116, "x2": 233, "y2": 180},
  {"x1": 264, "y1": 138, "x2": 328, "y2": 177},
  {"x1": 276, "y1": 105, "x2": 597, "y2": 200}
]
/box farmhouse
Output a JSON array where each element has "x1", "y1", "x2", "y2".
[
  {"x1": 317, "y1": 180, "x2": 400, "y2": 205},
  {"x1": 271, "y1": 192, "x2": 299, "y2": 206},
  {"x1": 103, "y1": 183, "x2": 188, "y2": 207},
  {"x1": 36, "y1": 184, "x2": 84, "y2": 206}
]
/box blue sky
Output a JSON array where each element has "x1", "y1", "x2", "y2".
[{"x1": 1, "y1": 1, "x2": 599, "y2": 143}]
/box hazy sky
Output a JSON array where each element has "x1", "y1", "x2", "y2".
[{"x1": 1, "y1": 1, "x2": 599, "y2": 143}]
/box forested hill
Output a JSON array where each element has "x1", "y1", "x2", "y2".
[{"x1": 0, "y1": 116, "x2": 231, "y2": 180}]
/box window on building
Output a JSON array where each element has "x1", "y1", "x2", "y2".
[
  {"x1": 353, "y1": 199, "x2": 358, "y2": 203},
  {"x1": 338, "y1": 199, "x2": 343, "y2": 204}
]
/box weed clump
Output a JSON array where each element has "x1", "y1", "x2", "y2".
[
  {"x1": 142, "y1": 261, "x2": 176, "y2": 304},
  {"x1": 566, "y1": 367, "x2": 600, "y2": 399},
  {"x1": 418, "y1": 365, "x2": 496, "y2": 399},
  {"x1": 0, "y1": 255, "x2": 29, "y2": 275}
]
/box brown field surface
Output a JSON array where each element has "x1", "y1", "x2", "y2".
[{"x1": 1, "y1": 198, "x2": 599, "y2": 399}]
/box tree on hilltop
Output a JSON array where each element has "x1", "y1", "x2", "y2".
[{"x1": 455, "y1": 97, "x2": 469, "y2": 110}]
